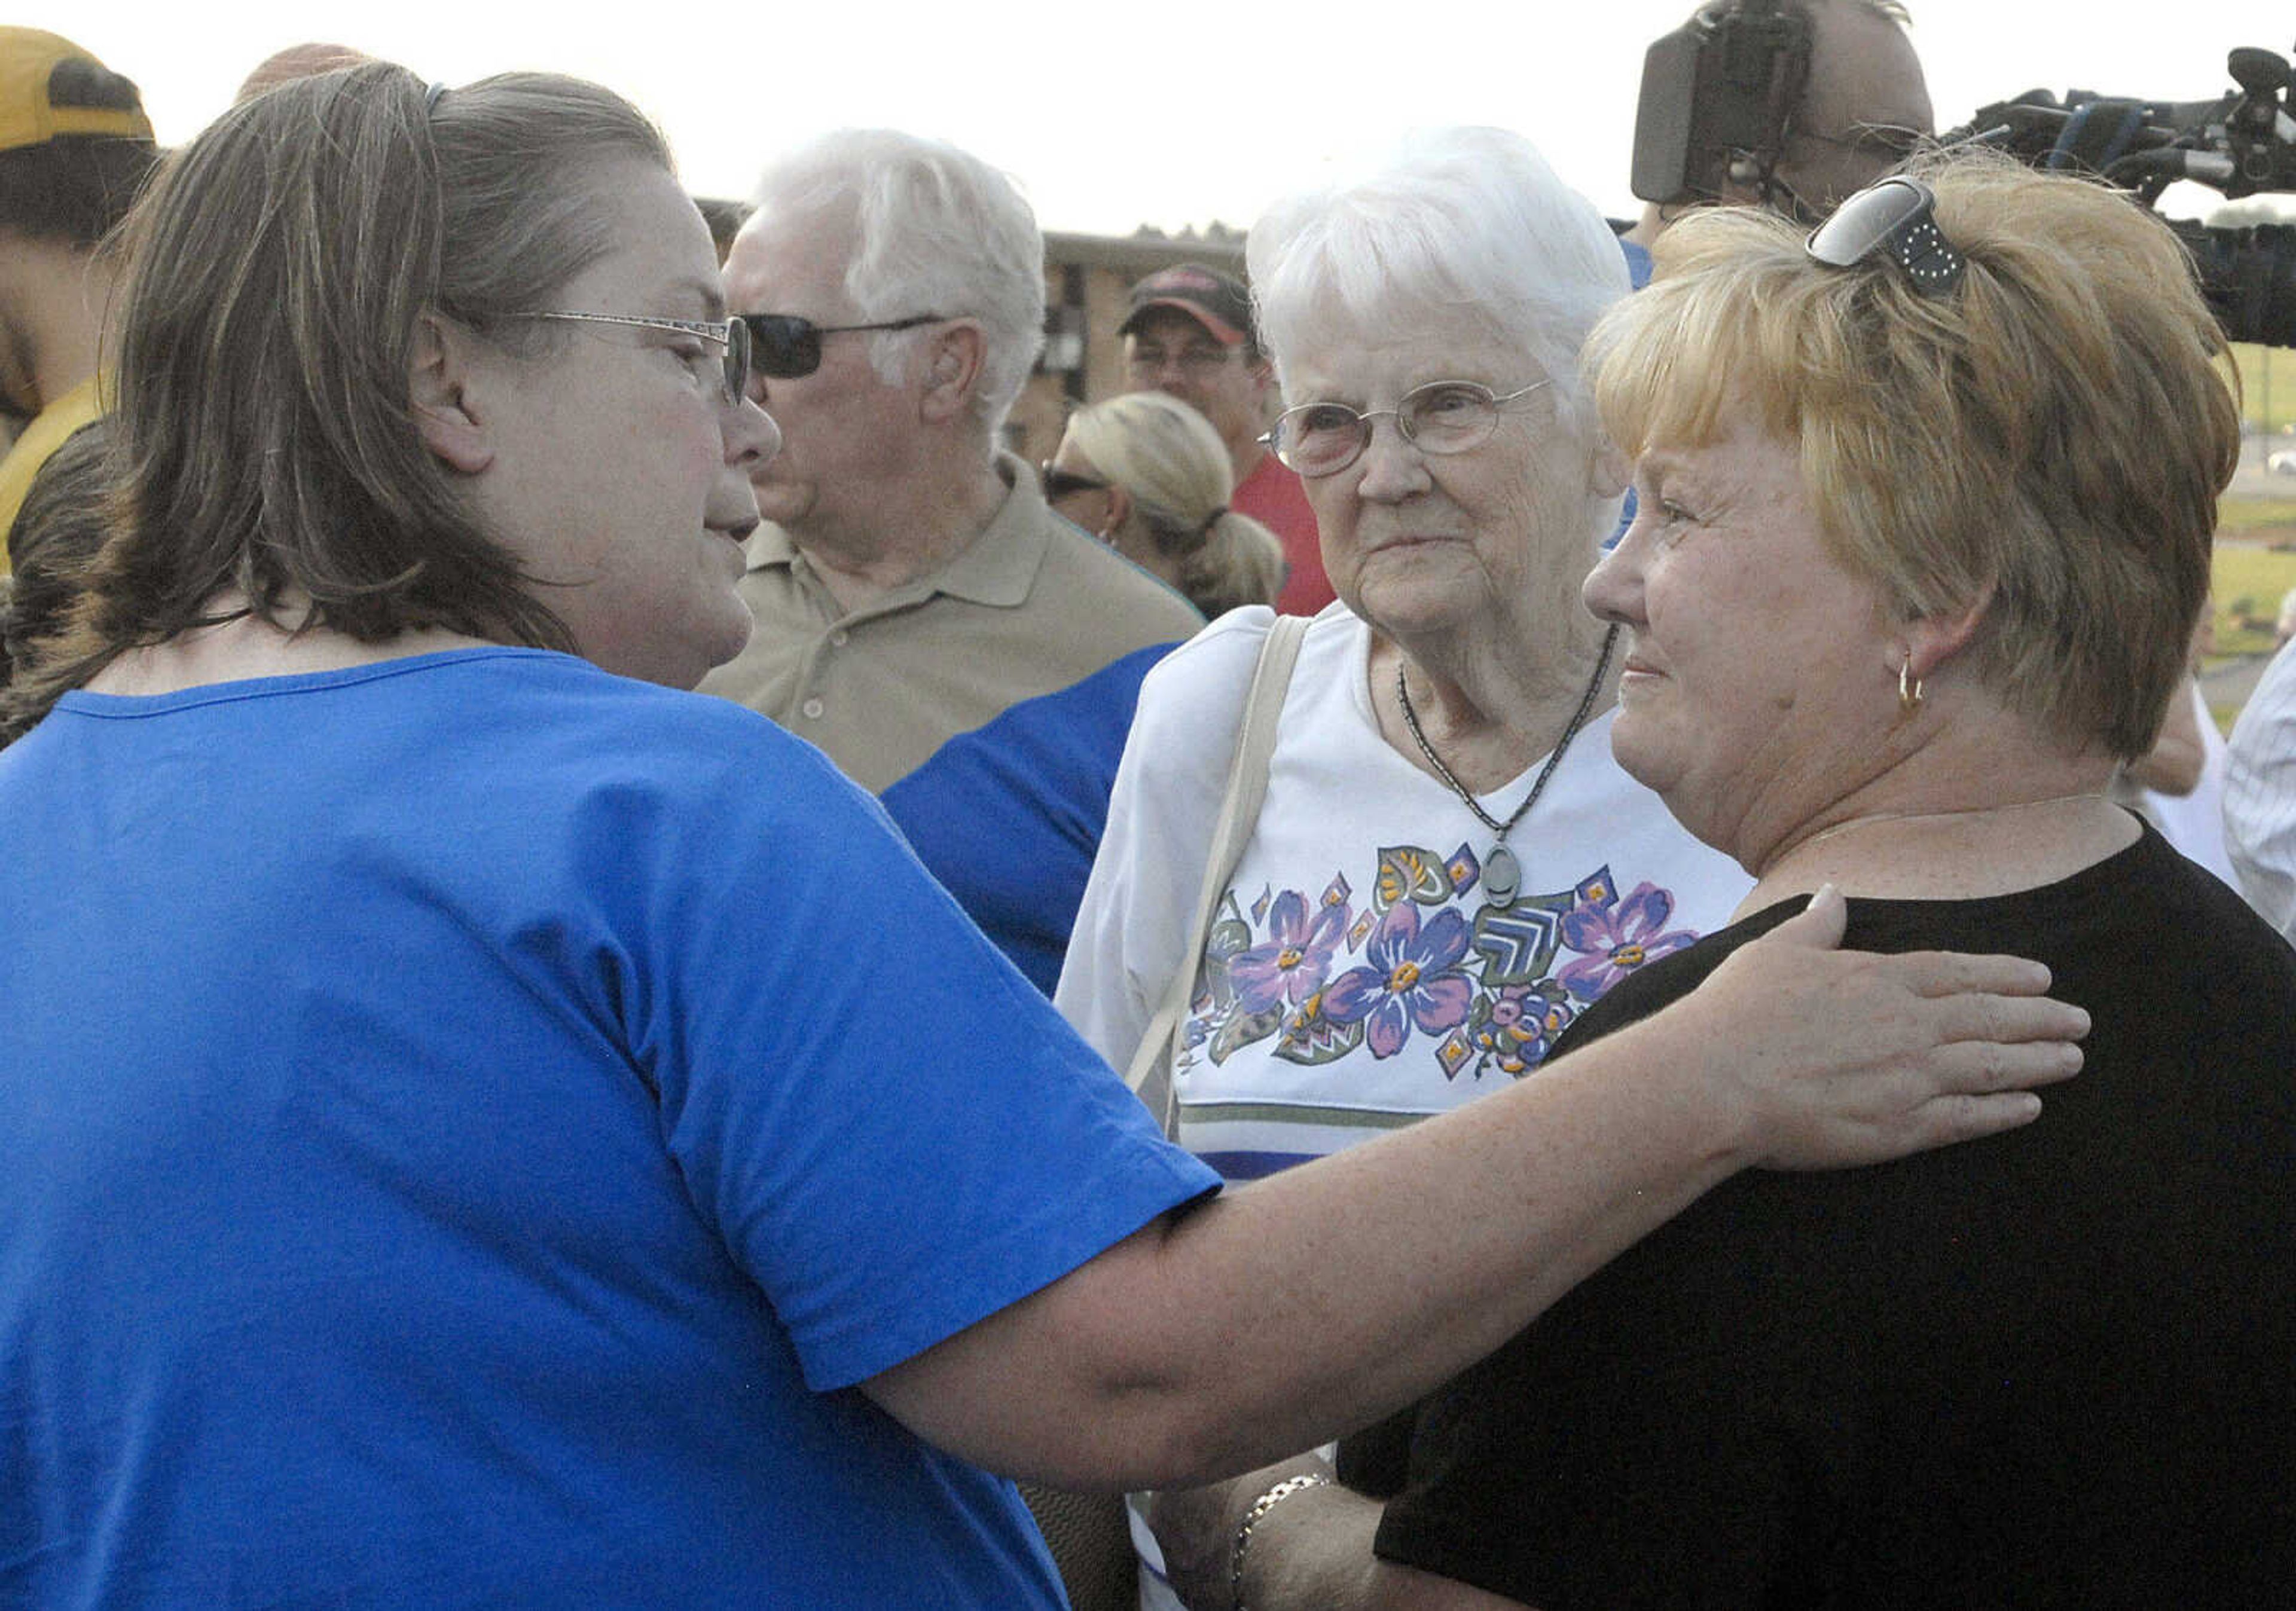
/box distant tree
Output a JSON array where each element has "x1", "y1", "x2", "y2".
[{"x1": 1130, "y1": 221, "x2": 1245, "y2": 243}]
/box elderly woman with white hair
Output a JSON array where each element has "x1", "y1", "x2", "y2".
[
  {"x1": 1055, "y1": 126, "x2": 1758, "y2": 1609},
  {"x1": 1061, "y1": 127, "x2": 1750, "y2": 1209},
  {"x1": 1045, "y1": 390, "x2": 1286, "y2": 618}
]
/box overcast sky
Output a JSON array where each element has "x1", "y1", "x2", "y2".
[{"x1": 59, "y1": 2, "x2": 2296, "y2": 235}]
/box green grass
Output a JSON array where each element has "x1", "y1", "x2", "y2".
[
  {"x1": 2217, "y1": 495, "x2": 2296, "y2": 535},
  {"x1": 2233, "y1": 345, "x2": 2296, "y2": 433},
  {"x1": 2212, "y1": 537, "x2": 2296, "y2": 657},
  {"x1": 2178, "y1": 490, "x2": 2296, "y2": 734},
  {"x1": 2214, "y1": 482, "x2": 2296, "y2": 706}
]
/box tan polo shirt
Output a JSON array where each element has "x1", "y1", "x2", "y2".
[
  {"x1": 701, "y1": 452, "x2": 1202, "y2": 792},
  {"x1": 697, "y1": 452, "x2": 1203, "y2": 993}
]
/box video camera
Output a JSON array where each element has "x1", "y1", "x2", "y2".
[
  {"x1": 1944, "y1": 44, "x2": 2296, "y2": 347},
  {"x1": 1631, "y1": 1, "x2": 1812, "y2": 213},
  {"x1": 1632, "y1": 5, "x2": 2296, "y2": 347}
]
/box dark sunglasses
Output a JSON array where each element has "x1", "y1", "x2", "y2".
[
  {"x1": 737, "y1": 313, "x2": 949, "y2": 381},
  {"x1": 1039, "y1": 464, "x2": 1110, "y2": 501},
  {"x1": 1805, "y1": 175, "x2": 1965, "y2": 295}
]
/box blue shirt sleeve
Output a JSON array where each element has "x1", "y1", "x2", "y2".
[{"x1": 630, "y1": 728, "x2": 1219, "y2": 1390}]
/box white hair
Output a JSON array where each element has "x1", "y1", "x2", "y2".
[
  {"x1": 1246, "y1": 127, "x2": 1631, "y2": 431},
  {"x1": 752, "y1": 129, "x2": 1045, "y2": 438}
]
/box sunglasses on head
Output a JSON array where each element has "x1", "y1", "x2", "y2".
[
  {"x1": 1805, "y1": 175, "x2": 1965, "y2": 295},
  {"x1": 736, "y1": 313, "x2": 950, "y2": 381}
]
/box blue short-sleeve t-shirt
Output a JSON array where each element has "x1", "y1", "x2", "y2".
[{"x1": 0, "y1": 649, "x2": 1216, "y2": 1608}]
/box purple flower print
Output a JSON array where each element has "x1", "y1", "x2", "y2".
[
  {"x1": 1228, "y1": 891, "x2": 1350, "y2": 1016},
  {"x1": 1556, "y1": 882, "x2": 1698, "y2": 1001},
  {"x1": 1231, "y1": 890, "x2": 1349, "y2": 1014},
  {"x1": 1473, "y1": 982, "x2": 1577, "y2": 1076},
  {"x1": 1323, "y1": 903, "x2": 1474, "y2": 1059}
]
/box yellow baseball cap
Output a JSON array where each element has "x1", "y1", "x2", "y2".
[{"x1": 0, "y1": 27, "x2": 152, "y2": 155}]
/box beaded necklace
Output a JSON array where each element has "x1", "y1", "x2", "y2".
[{"x1": 1394, "y1": 623, "x2": 1619, "y2": 908}]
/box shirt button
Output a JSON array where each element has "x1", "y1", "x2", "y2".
[
  {"x1": 801, "y1": 698, "x2": 825, "y2": 720},
  {"x1": 829, "y1": 630, "x2": 850, "y2": 647}
]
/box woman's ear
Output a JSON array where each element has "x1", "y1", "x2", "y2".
[
  {"x1": 917, "y1": 320, "x2": 987, "y2": 424},
  {"x1": 1901, "y1": 579, "x2": 1995, "y2": 683},
  {"x1": 410, "y1": 312, "x2": 494, "y2": 475},
  {"x1": 1101, "y1": 484, "x2": 1134, "y2": 538}
]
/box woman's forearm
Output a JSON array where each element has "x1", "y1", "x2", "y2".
[{"x1": 866, "y1": 898, "x2": 2083, "y2": 1487}]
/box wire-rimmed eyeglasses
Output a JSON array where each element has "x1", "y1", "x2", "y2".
[
  {"x1": 1125, "y1": 341, "x2": 1241, "y2": 380},
  {"x1": 1261, "y1": 379, "x2": 1554, "y2": 478},
  {"x1": 505, "y1": 311, "x2": 750, "y2": 403},
  {"x1": 1805, "y1": 175, "x2": 1965, "y2": 295}
]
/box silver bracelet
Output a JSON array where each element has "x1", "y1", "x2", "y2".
[{"x1": 1229, "y1": 1471, "x2": 1331, "y2": 1611}]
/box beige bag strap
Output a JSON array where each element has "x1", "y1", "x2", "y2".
[{"x1": 1125, "y1": 613, "x2": 1312, "y2": 1136}]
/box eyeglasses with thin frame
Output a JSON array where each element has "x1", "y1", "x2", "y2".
[
  {"x1": 1039, "y1": 463, "x2": 1110, "y2": 502},
  {"x1": 504, "y1": 311, "x2": 750, "y2": 405},
  {"x1": 735, "y1": 313, "x2": 950, "y2": 381},
  {"x1": 1262, "y1": 378, "x2": 1555, "y2": 478},
  {"x1": 1805, "y1": 175, "x2": 1965, "y2": 295},
  {"x1": 1126, "y1": 341, "x2": 1239, "y2": 380}
]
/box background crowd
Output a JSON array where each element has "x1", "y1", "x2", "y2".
[{"x1": 0, "y1": 4, "x2": 2289, "y2": 1609}]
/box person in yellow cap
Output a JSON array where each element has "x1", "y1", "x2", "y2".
[{"x1": 0, "y1": 27, "x2": 156, "y2": 577}]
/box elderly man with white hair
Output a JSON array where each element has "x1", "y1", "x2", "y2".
[{"x1": 701, "y1": 130, "x2": 1203, "y2": 993}]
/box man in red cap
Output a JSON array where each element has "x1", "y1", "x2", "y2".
[{"x1": 1118, "y1": 264, "x2": 1328, "y2": 614}]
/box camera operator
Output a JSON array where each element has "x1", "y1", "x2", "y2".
[{"x1": 1621, "y1": 1, "x2": 1933, "y2": 277}]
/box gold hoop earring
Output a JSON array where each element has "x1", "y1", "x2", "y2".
[{"x1": 1898, "y1": 655, "x2": 1925, "y2": 716}]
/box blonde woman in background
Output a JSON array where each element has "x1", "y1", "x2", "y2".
[{"x1": 1046, "y1": 390, "x2": 1285, "y2": 618}]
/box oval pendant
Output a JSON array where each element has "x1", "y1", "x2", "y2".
[{"x1": 1485, "y1": 843, "x2": 1521, "y2": 908}]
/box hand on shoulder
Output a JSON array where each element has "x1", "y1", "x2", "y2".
[{"x1": 1632, "y1": 885, "x2": 2088, "y2": 1172}]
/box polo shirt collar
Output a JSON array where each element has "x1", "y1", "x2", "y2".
[{"x1": 927, "y1": 453, "x2": 1049, "y2": 607}]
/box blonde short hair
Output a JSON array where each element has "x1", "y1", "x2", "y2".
[
  {"x1": 1063, "y1": 392, "x2": 1283, "y2": 616},
  {"x1": 1591, "y1": 148, "x2": 2236, "y2": 759}
]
